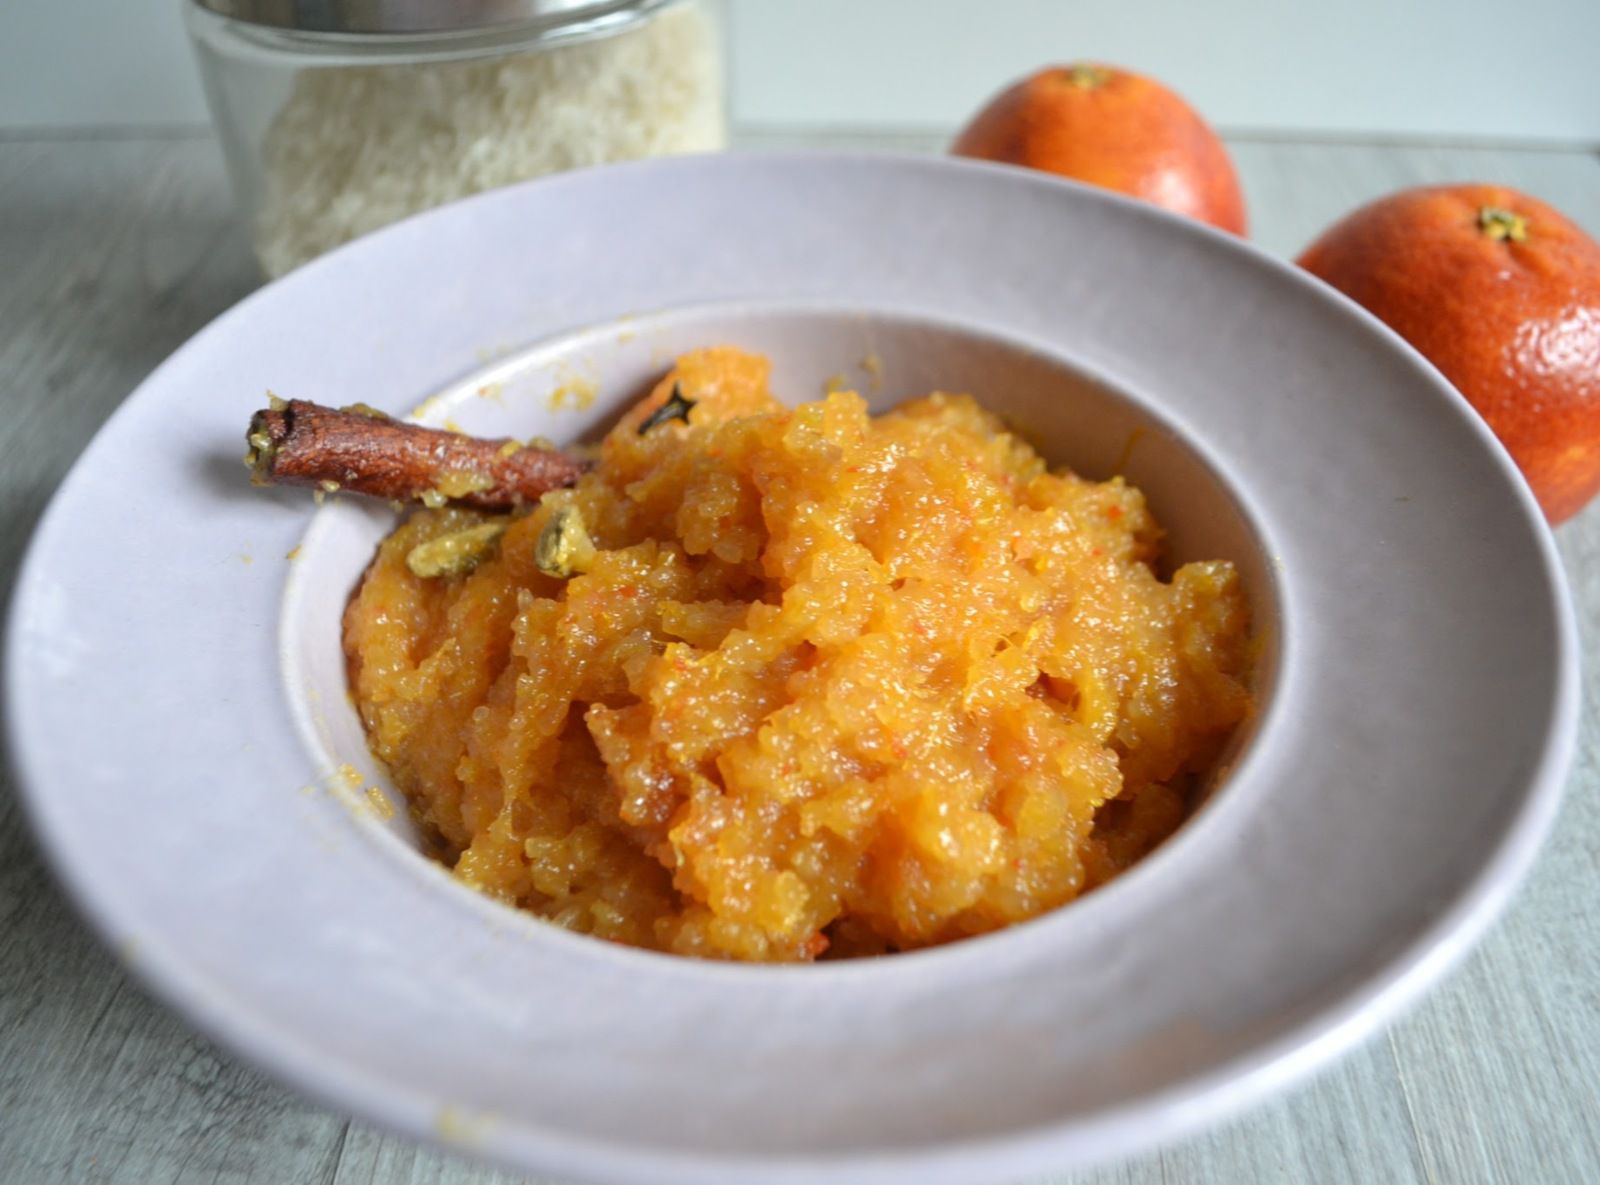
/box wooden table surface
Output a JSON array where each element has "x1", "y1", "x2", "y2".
[{"x1": 1, "y1": 129, "x2": 1596, "y2": 1185}]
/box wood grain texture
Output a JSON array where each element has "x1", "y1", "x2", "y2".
[{"x1": 0, "y1": 132, "x2": 1596, "y2": 1185}]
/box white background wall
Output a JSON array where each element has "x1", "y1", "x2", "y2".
[{"x1": 2, "y1": 0, "x2": 1597, "y2": 141}]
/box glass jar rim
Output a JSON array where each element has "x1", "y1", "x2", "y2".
[{"x1": 190, "y1": 0, "x2": 676, "y2": 37}]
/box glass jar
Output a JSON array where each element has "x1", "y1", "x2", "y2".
[{"x1": 186, "y1": 0, "x2": 726, "y2": 278}]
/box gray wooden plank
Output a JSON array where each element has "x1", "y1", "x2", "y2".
[
  {"x1": 1, "y1": 132, "x2": 1597, "y2": 1185},
  {"x1": 328, "y1": 1124, "x2": 545, "y2": 1185},
  {"x1": 732, "y1": 129, "x2": 1600, "y2": 250},
  {"x1": 1227, "y1": 139, "x2": 1600, "y2": 254}
]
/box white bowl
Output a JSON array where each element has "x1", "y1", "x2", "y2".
[{"x1": 5, "y1": 154, "x2": 1578, "y2": 1185}]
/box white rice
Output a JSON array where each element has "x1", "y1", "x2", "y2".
[{"x1": 254, "y1": 3, "x2": 723, "y2": 277}]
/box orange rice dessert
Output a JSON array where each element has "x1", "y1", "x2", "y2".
[{"x1": 344, "y1": 347, "x2": 1251, "y2": 961}]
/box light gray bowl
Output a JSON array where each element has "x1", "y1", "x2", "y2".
[{"x1": 6, "y1": 154, "x2": 1578, "y2": 1185}]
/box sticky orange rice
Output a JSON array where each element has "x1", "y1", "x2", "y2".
[{"x1": 343, "y1": 347, "x2": 1251, "y2": 961}]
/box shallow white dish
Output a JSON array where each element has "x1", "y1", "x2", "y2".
[{"x1": 5, "y1": 154, "x2": 1577, "y2": 1185}]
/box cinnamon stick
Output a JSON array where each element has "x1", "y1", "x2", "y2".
[{"x1": 246, "y1": 399, "x2": 590, "y2": 510}]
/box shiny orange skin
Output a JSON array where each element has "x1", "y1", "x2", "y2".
[
  {"x1": 951, "y1": 63, "x2": 1247, "y2": 235},
  {"x1": 1298, "y1": 185, "x2": 1600, "y2": 524}
]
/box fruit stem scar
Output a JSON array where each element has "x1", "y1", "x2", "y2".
[
  {"x1": 1062, "y1": 63, "x2": 1112, "y2": 90},
  {"x1": 1478, "y1": 206, "x2": 1529, "y2": 243}
]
